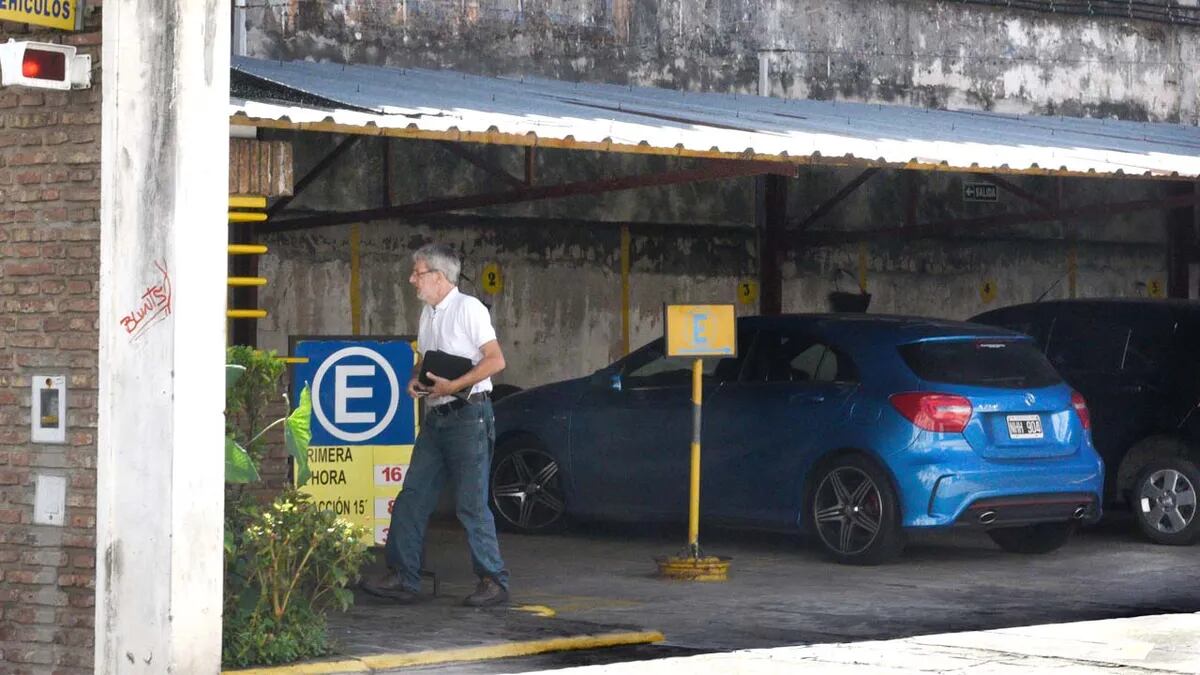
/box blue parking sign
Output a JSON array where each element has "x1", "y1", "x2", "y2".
[{"x1": 293, "y1": 339, "x2": 417, "y2": 446}]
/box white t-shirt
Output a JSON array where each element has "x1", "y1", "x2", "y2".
[{"x1": 417, "y1": 286, "x2": 497, "y2": 406}]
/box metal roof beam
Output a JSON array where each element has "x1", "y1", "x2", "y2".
[
  {"x1": 788, "y1": 168, "x2": 880, "y2": 231},
  {"x1": 268, "y1": 159, "x2": 794, "y2": 233},
  {"x1": 267, "y1": 134, "x2": 361, "y2": 217},
  {"x1": 436, "y1": 141, "x2": 527, "y2": 189}
]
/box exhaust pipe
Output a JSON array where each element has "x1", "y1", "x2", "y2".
[
  {"x1": 978, "y1": 510, "x2": 997, "y2": 525},
  {"x1": 1072, "y1": 506, "x2": 1088, "y2": 520}
]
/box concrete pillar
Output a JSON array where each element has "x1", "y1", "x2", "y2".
[{"x1": 96, "y1": 2, "x2": 230, "y2": 672}]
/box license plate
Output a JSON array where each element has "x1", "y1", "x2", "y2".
[{"x1": 1006, "y1": 414, "x2": 1043, "y2": 440}]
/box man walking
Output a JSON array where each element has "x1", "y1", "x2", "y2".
[{"x1": 365, "y1": 243, "x2": 510, "y2": 607}]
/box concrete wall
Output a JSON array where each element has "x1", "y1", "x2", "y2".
[
  {"x1": 245, "y1": 0, "x2": 1200, "y2": 124},
  {"x1": 0, "y1": 12, "x2": 103, "y2": 673}
]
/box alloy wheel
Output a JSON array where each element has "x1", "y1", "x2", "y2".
[
  {"x1": 1140, "y1": 468, "x2": 1197, "y2": 535},
  {"x1": 491, "y1": 448, "x2": 565, "y2": 532},
  {"x1": 813, "y1": 466, "x2": 883, "y2": 556}
]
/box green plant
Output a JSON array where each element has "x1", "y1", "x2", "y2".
[
  {"x1": 221, "y1": 347, "x2": 363, "y2": 668},
  {"x1": 222, "y1": 491, "x2": 369, "y2": 668},
  {"x1": 224, "y1": 348, "x2": 310, "y2": 485}
]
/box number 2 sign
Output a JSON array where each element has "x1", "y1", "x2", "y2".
[{"x1": 482, "y1": 263, "x2": 504, "y2": 295}]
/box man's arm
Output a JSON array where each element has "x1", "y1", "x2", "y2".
[{"x1": 425, "y1": 340, "x2": 505, "y2": 397}]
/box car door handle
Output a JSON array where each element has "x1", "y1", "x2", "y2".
[{"x1": 790, "y1": 393, "x2": 825, "y2": 404}]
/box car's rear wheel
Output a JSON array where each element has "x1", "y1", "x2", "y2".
[
  {"x1": 987, "y1": 522, "x2": 1074, "y2": 554},
  {"x1": 810, "y1": 455, "x2": 904, "y2": 565},
  {"x1": 490, "y1": 440, "x2": 567, "y2": 534},
  {"x1": 1133, "y1": 457, "x2": 1200, "y2": 546}
]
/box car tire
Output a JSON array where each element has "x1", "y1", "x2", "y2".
[
  {"x1": 489, "y1": 439, "x2": 568, "y2": 534},
  {"x1": 810, "y1": 454, "x2": 905, "y2": 565},
  {"x1": 987, "y1": 522, "x2": 1074, "y2": 554},
  {"x1": 1132, "y1": 457, "x2": 1200, "y2": 546}
]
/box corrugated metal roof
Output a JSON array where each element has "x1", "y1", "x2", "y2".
[{"x1": 230, "y1": 56, "x2": 1200, "y2": 179}]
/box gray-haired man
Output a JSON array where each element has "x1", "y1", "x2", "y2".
[{"x1": 365, "y1": 243, "x2": 510, "y2": 607}]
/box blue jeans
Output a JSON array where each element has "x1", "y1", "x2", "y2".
[{"x1": 385, "y1": 398, "x2": 508, "y2": 591}]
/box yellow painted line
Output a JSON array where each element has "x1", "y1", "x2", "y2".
[
  {"x1": 513, "y1": 604, "x2": 557, "y2": 618},
  {"x1": 222, "y1": 631, "x2": 664, "y2": 674},
  {"x1": 229, "y1": 195, "x2": 268, "y2": 209},
  {"x1": 224, "y1": 660, "x2": 369, "y2": 674},
  {"x1": 361, "y1": 631, "x2": 665, "y2": 670},
  {"x1": 227, "y1": 309, "x2": 268, "y2": 319},
  {"x1": 229, "y1": 244, "x2": 269, "y2": 255},
  {"x1": 229, "y1": 212, "x2": 269, "y2": 223},
  {"x1": 276, "y1": 356, "x2": 309, "y2": 364},
  {"x1": 228, "y1": 276, "x2": 268, "y2": 287}
]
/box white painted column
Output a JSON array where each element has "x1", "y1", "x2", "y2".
[{"x1": 97, "y1": 2, "x2": 230, "y2": 672}]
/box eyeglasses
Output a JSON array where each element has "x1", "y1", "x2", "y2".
[{"x1": 411, "y1": 269, "x2": 440, "y2": 279}]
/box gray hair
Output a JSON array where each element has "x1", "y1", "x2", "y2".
[{"x1": 412, "y1": 243, "x2": 461, "y2": 285}]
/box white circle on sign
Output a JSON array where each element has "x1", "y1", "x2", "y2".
[{"x1": 311, "y1": 346, "x2": 400, "y2": 443}]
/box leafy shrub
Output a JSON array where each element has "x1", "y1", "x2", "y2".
[
  {"x1": 222, "y1": 491, "x2": 369, "y2": 668},
  {"x1": 222, "y1": 347, "x2": 364, "y2": 668}
]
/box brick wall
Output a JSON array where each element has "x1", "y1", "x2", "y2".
[{"x1": 0, "y1": 10, "x2": 103, "y2": 674}]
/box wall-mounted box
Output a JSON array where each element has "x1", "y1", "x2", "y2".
[{"x1": 31, "y1": 374, "x2": 66, "y2": 444}]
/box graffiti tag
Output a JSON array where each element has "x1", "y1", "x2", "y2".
[{"x1": 120, "y1": 260, "x2": 172, "y2": 341}]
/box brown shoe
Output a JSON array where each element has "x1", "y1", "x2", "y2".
[
  {"x1": 362, "y1": 573, "x2": 421, "y2": 604},
  {"x1": 463, "y1": 577, "x2": 509, "y2": 607}
]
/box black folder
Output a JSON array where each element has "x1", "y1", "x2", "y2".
[{"x1": 419, "y1": 350, "x2": 474, "y2": 388}]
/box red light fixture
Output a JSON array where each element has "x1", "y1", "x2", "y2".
[
  {"x1": 21, "y1": 48, "x2": 66, "y2": 81},
  {"x1": 890, "y1": 392, "x2": 973, "y2": 433}
]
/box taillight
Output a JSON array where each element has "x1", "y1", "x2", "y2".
[
  {"x1": 1071, "y1": 390, "x2": 1091, "y2": 430},
  {"x1": 890, "y1": 392, "x2": 973, "y2": 433}
]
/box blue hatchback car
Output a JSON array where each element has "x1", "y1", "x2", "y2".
[{"x1": 490, "y1": 314, "x2": 1104, "y2": 564}]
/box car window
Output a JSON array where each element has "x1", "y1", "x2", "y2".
[
  {"x1": 744, "y1": 331, "x2": 858, "y2": 384},
  {"x1": 1047, "y1": 315, "x2": 1168, "y2": 375},
  {"x1": 899, "y1": 339, "x2": 1061, "y2": 389},
  {"x1": 1046, "y1": 318, "x2": 1129, "y2": 373},
  {"x1": 622, "y1": 334, "x2": 750, "y2": 389}
]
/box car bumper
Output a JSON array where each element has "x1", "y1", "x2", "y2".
[{"x1": 890, "y1": 451, "x2": 1104, "y2": 529}]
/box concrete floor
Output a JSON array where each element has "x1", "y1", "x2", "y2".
[{"x1": 318, "y1": 513, "x2": 1199, "y2": 673}]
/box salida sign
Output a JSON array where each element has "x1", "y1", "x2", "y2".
[{"x1": 292, "y1": 338, "x2": 418, "y2": 545}]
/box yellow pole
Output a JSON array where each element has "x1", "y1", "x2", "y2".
[
  {"x1": 688, "y1": 357, "x2": 702, "y2": 558},
  {"x1": 620, "y1": 225, "x2": 631, "y2": 356},
  {"x1": 350, "y1": 222, "x2": 362, "y2": 335}
]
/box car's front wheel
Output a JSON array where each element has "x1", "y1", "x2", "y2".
[
  {"x1": 489, "y1": 440, "x2": 567, "y2": 534},
  {"x1": 810, "y1": 454, "x2": 904, "y2": 565},
  {"x1": 987, "y1": 522, "x2": 1074, "y2": 554},
  {"x1": 1133, "y1": 457, "x2": 1200, "y2": 546}
]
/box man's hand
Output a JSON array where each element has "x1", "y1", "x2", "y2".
[
  {"x1": 407, "y1": 378, "x2": 429, "y2": 398},
  {"x1": 424, "y1": 372, "x2": 459, "y2": 397}
]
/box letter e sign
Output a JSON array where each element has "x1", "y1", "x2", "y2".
[{"x1": 481, "y1": 263, "x2": 503, "y2": 295}]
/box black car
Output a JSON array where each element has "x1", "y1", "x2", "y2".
[{"x1": 972, "y1": 299, "x2": 1200, "y2": 545}]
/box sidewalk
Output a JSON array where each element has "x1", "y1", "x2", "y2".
[{"x1": 518, "y1": 613, "x2": 1200, "y2": 674}]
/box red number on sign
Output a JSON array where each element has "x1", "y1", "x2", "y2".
[
  {"x1": 380, "y1": 466, "x2": 404, "y2": 483},
  {"x1": 387, "y1": 499, "x2": 395, "y2": 514}
]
